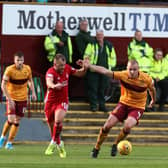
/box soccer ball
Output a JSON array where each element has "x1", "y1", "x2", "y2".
[{"x1": 117, "y1": 140, "x2": 132, "y2": 155}]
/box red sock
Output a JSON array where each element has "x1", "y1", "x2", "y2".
[{"x1": 52, "y1": 122, "x2": 62, "y2": 145}]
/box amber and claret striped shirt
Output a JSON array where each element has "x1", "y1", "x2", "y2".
[
  {"x1": 113, "y1": 70, "x2": 153, "y2": 110},
  {"x1": 4, "y1": 64, "x2": 32, "y2": 101}
]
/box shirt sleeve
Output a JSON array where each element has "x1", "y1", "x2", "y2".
[
  {"x1": 113, "y1": 71, "x2": 123, "y2": 80},
  {"x1": 46, "y1": 69, "x2": 54, "y2": 80},
  {"x1": 4, "y1": 67, "x2": 11, "y2": 79},
  {"x1": 27, "y1": 65, "x2": 32, "y2": 79}
]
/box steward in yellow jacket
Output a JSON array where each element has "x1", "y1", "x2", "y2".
[
  {"x1": 84, "y1": 30, "x2": 116, "y2": 112},
  {"x1": 128, "y1": 30, "x2": 153, "y2": 73},
  {"x1": 44, "y1": 21, "x2": 72, "y2": 64}
]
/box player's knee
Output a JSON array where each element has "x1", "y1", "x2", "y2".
[
  {"x1": 103, "y1": 124, "x2": 111, "y2": 133},
  {"x1": 7, "y1": 120, "x2": 12, "y2": 126},
  {"x1": 13, "y1": 123, "x2": 19, "y2": 127},
  {"x1": 123, "y1": 123, "x2": 132, "y2": 134}
]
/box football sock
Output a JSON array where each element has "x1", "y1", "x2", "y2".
[
  {"x1": 1, "y1": 120, "x2": 12, "y2": 137},
  {"x1": 95, "y1": 127, "x2": 109, "y2": 150},
  {"x1": 50, "y1": 139, "x2": 56, "y2": 145},
  {"x1": 52, "y1": 122, "x2": 62, "y2": 145},
  {"x1": 8, "y1": 123, "x2": 19, "y2": 142},
  {"x1": 114, "y1": 128, "x2": 129, "y2": 145}
]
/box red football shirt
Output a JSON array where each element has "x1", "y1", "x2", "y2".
[{"x1": 44, "y1": 64, "x2": 76, "y2": 104}]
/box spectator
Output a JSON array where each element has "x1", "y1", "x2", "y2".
[
  {"x1": 44, "y1": 21, "x2": 73, "y2": 64},
  {"x1": 75, "y1": 19, "x2": 94, "y2": 60},
  {"x1": 149, "y1": 48, "x2": 168, "y2": 111},
  {"x1": 84, "y1": 30, "x2": 116, "y2": 112},
  {"x1": 127, "y1": 29, "x2": 153, "y2": 73}
]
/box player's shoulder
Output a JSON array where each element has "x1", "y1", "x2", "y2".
[
  {"x1": 139, "y1": 71, "x2": 152, "y2": 82},
  {"x1": 139, "y1": 71, "x2": 151, "y2": 78},
  {"x1": 5, "y1": 64, "x2": 15, "y2": 70},
  {"x1": 4, "y1": 64, "x2": 16, "y2": 74},
  {"x1": 23, "y1": 64, "x2": 31, "y2": 71}
]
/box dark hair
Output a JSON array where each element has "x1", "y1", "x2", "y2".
[
  {"x1": 54, "y1": 53, "x2": 66, "y2": 62},
  {"x1": 154, "y1": 48, "x2": 163, "y2": 54},
  {"x1": 14, "y1": 51, "x2": 24, "y2": 58}
]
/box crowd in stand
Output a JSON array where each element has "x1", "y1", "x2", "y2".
[{"x1": 44, "y1": 19, "x2": 168, "y2": 112}]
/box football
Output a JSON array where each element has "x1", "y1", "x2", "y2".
[{"x1": 117, "y1": 140, "x2": 132, "y2": 155}]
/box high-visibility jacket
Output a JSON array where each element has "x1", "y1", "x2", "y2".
[
  {"x1": 162, "y1": 54, "x2": 168, "y2": 78},
  {"x1": 44, "y1": 30, "x2": 72, "y2": 63},
  {"x1": 84, "y1": 41, "x2": 116, "y2": 70},
  {"x1": 149, "y1": 59, "x2": 165, "y2": 80},
  {"x1": 128, "y1": 39, "x2": 153, "y2": 73}
]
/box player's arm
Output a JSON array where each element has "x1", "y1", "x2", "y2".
[
  {"x1": 1, "y1": 74, "x2": 15, "y2": 110},
  {"x1": 28, "y1": 78, "x2": 37, "y2": 101},
  {"x1": 46, "y1": 76, "x2": 63, "y2": 90},
  {"x1": 87, "y1": 63, "x2": 114, "y2": 78},
  {"x1": 72, "y1": 67, "x2": 87, "y2": 77},
  {"x1": 148, "y1": 80, "x2": 156, "y2": 108}
]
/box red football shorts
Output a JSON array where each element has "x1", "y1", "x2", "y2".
[
  {"x1": 45, "y1": 101, "x2": 68, "y2": 123},
  {"x1": 6, "y1": 100, "x2": 27, "y2": 117},
  {"x1": 111, "y1": 102, "x2": 144, "y2": 124}
]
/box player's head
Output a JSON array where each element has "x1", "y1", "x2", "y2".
[
  {"x1": 14, "y1": 51, "x2": 24, "y2": 69},
  {"x1": 154, "y1": 48, "x2": 163, "y2": 61},
  {"x1": 79, "y1": 19, "x2": 88, "y2": 32},
  {"x1": 53, "y1": 53, "x2": 66, "y2": 74},
  {"x1": 134, "y1": 29, "x2": 142, "y2": 42},
  {"x1": 127, "y1": 60, "x2": 139, "y2": 79}
]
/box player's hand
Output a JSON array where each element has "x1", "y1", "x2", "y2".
[
  {"x1": 76, "y1": 59, "x2": 83, "y2": 67},
  {"x1": 32, "y1": 92, "x2": 37, "y2": 101},
  {"x1": 8, "y1": 99, "x2": 15, "y2": 111},
  {"x1": 54, "y1": 83, "x2": 63, "y2": 90},
  {"x1": 83, "y1": 59, "x2": 90, "y2": 69},
  {"x1": 148, "y1": 99, "x2": 155, "y2": 108}
]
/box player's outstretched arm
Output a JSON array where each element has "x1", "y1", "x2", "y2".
[{"x1": 87, "y1": 63, "x2": 113, "y2": 78}]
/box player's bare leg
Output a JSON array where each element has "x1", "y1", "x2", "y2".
[
  {"x1": 3, "y1": 115, "x2": 21, "y2": 150},
  {"x1": 111, "y1": 116, "x2": 137, "y2": 156},
  {"x1": 0, "y1": 121, "x2": 12, "y2": 148},
  {"x1": 91, "y1": 114, "x2": 118, "y2": 158}
]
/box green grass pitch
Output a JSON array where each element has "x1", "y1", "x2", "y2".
[{"x1": 0, "y1": 144, "x2": 168, "y2": 168}]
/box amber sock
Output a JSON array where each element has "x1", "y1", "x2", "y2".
[
  {"x1": 1, "y1": 120, "x2": 12, "y2": 137},
  {"x1": 114, "y1": 128, "x2": 129, "y2": 145},
  {"x1": 95, "y1": 127, "x2": 109, "y2": 150},
  {"x1": 8, "y1": 123, "x2": 19, "y2": 142}
]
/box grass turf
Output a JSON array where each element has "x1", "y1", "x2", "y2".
[{"x1": 0, "y1": 144, "x2": 168, "y2": 168}]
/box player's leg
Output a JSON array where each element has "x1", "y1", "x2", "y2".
[
  {"x1": 44, "y1": 103, "x2": 56, "y2": 155},
  {"x1": 5, "y1": 115, "x2": 21, "y2": 150},
  {"x1": 53, "y1": 108, "x2": 67, "y2": 158},
  {"x1": 91, "y1": 114, "x2": 119, "y2": 158},
  {"x1": 0, "y1": 120, "x2": 12, "y2": 148},
  {"x1": 111, "y1": 107, "x2": 144, "y2": 156},
  {"x1": 0, "y1": 100, "x2": 16, "y2": 148}
]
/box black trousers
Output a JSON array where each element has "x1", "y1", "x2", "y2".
[
  {"x1": 85, "y1": 71, "x2": 109, "y2": 109},
  {"x1": 155, "y1": 78, "x2": 168, "y2": 106}
]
